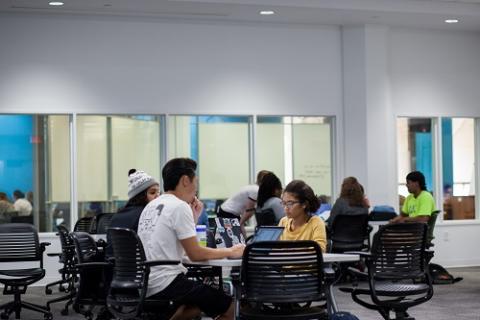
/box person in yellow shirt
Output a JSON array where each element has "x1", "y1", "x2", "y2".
[{"x1": 278, "y1": 180, "x2": 327, "y2": 252}]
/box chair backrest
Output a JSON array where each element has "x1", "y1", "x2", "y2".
[
  {"x1": 71, "y1": 231, "x2": 100, "y2": 264},
  {"x1": 426, "y1": 210, "x2": 440, "y2": 248},
  {"x1": 10, "y1": 215, "x2": 34, "y2": 224},
  {"x1": 329, "y1": 214, "x2": 370, "y2": 252},
  {"x1": 95, "y1": 212, "x2": 114, "y2": 234},
  {"x1": 107, "y1": 228, "x2": 149, "y2": 319},
  {"x1": 241, "y1": 240, "x2": 325, "y2": 304},
  {"x1": 0, "y1": 223, "x2": 42, "y2": 263},
  {"x1": 74, "y1": 216, "x2": 94, "y2": 233},
  {"x1": 57, "y1": 225, "x2": 76, "y2": 265},
  {"x1": 255, "y1": 208, "x2": 277, "y2": 227},
  {"x1": 370, "y1": 223, "x2": 428, "y2": 280}
]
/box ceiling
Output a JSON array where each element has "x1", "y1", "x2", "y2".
[{"x1": 1, "y1": 0, "x2": 480, "y2": 31}]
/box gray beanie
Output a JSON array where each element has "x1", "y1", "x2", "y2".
[{"x1": 127, "y1": 169, "x2": 158, "y2": 199}]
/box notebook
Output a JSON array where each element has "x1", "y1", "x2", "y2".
[{"x1": 207, "y1": 217, "x2": 245, "y2": 248}]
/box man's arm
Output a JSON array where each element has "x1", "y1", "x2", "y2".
[
  {"x1": 390, "y1": 212, "x2": 429, "y2": 224},
  {"x1": 180, "y1": 237, "x2": 244, "y2": 261}
]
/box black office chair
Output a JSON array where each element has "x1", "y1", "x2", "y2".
[
  {"x1": 340, "y1": 223, "x2": 433, "y2": 320},
  {"x1": 71, "y1": 232, "x2": 111, "y2": 320},
  {"x1": 238, "y1": 240, "x2": 332, "y2": 319},
  {"x1": 0, "y1": 223, "x2": 53, "y2": 320},
  {"x1": 74, "y1": 216, "x2": 95, "y2": 232},
  {"x1": 90, "y1": 213, "x2": 114, "y2": 234},
  {"x1": 107, "y1": 228, "x2": 180, "y2": 319},
  {"x1": 254, "y1": 208, "x2": 277, "y2": 227},
  {"x1": 46, "y1": 225, "x2": 77, "y2": 315},
  {"x1": 426, "y1": 210, "x2": 440, "y2": 249},
  {"x1": 328, "y1": 213, "x2": 371, "y2": 253}
]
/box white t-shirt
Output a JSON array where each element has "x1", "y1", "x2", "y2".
[
  {"x1": 14, "y1": 198, "x2": 32, "y2": 216},
  {"x1": 220, "y1": 185, "x2": 259, "y2": 217},
  {"x1": 137, "y1": 193, "x2": 196, "y2": 297}
]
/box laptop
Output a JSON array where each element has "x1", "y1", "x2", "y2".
[
  {"x1": 251, "y1": 226, "x2": 284, "y2": 243},
  {"x1": 207, "y1": 217, "x2": 245, "y2": 248}
]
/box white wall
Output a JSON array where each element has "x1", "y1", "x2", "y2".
[
  {"x1": 1, "y1": 14, "x2": 480, "y2": 275},
  {"x1": 0, "y1": 14, "x2": 342, "y2": 116}
]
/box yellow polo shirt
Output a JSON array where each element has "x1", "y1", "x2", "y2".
[{"x1": 278, "y1": 215, "x2": 327, "y2": 253}]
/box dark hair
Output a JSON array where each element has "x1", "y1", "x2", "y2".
[
  {"x1": 340, "y1": 177, "x2": 365, "y2": 207},
  {"x1": 256, "y1": 170, "x2": 272, "y2": 185},
  {"x1": 406, "y1": 171, "x2": 427, "y2": 191},
  {"x1": 284, "y1": 180, "x2": 320, "y2": 213},
  {"x1": 13, "y1": 190, "x2": 24, "y2": 199},
  {"x1": 162, "y1": 158, "x2": 197, "y2": 192},
  {"x1": 257, "y1": 172, "x2": 282, "y2": 207},
  {"x1": 125, "y1": 189, "x2": 150, "y2": 208}
]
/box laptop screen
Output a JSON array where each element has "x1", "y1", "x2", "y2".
[
  {"x1": 252, "y1": 226, "x2": 284, "y2": 242},
  {"x1": 207, "y1": 217, "x2": 245, "y2": 248}
]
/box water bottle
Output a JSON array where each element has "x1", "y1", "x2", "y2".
[{"x1": 196, "y1": 225, "x2": 207, "y2": 247}]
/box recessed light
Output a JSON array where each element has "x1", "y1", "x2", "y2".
[
  {"x1": 259, "y1": 10, "x2": 275, "y2": 16},
  {"x1": 49, "y1": 1, "x2": 64, "y2": 5},
  {"x1": 445, "y1": 19, "x2": 459, "y2": 24}
]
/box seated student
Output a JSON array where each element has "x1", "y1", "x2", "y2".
[
  {"x1": 217, "y1": 170, "x2": 271, "y2": 233},
  {"x1": 13, "y1": 190, "x2": 32, "y2": 216},
  {"x1": 391, "y1": 170, "x2": 436, "y2": 224},
  {"x1": 106, "y1": 169, "x2": 160, "y2": 257},
  {"x1": 327, "y1": 177, "x2": 369, "y2": 228},
  {"x1": 278, "y1": 180, "x2": 327, "y2": 253},
  {"x1": 256, "y1": 172, "x2": 285, "y2": 225},
  {"x1": 138, "y1": 158, "x2": 244, "y2": 320}
]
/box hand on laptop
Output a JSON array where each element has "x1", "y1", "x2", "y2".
[{"x1": 229, "y1": 244, "x2": 245, "y2": 259}]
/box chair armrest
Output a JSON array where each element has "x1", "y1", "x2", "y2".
[
  {"x1": 143, "y1": 260, "x2": 180, "y2": 267},
  {"x1": 47, "y1": 253, "x2": 62, "y2": 257},
  {"x1": 76, "y1": 262, "x2": 111, "y2": 269},
  {"x1": 344, "y1": 251, "x2": 371, "y2": 258},
  {"x1": 40, "y1": 242, "x2": 51, "y2": 252}
]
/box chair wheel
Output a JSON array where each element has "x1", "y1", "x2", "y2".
[
  {"x1": 44, "y1": 313, "x2": 53, "y2": 320},
  {"x1": 45, "y1": 288, "x2": 52, "y2": 295},
  {"x1": 61, "y1": 308, "x2": 69, "y2": 315},
  {"x1": 0, "y1": 313, "x2": 9, "y2": 320}
]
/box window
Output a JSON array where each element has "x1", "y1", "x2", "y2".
[
  {"x1": 76, "y1": 115, "x2": 162, "y2": 218},
  {"x1": 168, "y1": 115, "x2": 251, "y2": 199},
  {"x1": 442, "y1": 118, "x2": 475, "y2": 220},
  {"x1": 257, "y1": 116, "x2": 333, "y2": 197},
  {"x1": 397, "y1": 118, "x2": 435, "y2": 210},
  {"x1": 0, "y1": 114, "x2": 71, "y2": 232}
]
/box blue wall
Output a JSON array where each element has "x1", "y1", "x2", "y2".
[{"x1": 0, "y1": 115, "x2": 33, "y2": 200}]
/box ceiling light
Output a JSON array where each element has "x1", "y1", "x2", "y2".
[
  {"x1": 49, "y1": 1, "x2": 64, "y2": 5},
  {"x1": 259, "y1": 10, "x2": 275, "y2": 16},
  {"x1": 445, "y1": 19, "x2": 459, "y2": 24}
]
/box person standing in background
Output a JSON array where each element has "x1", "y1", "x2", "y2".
[
  {"x1": 217, "y1": 170, "x2": 271, "y2": 234},
  {"x1": 256, "y1": 172, "x2": 285, "y2": 224}
]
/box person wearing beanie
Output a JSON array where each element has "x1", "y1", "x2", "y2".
[
  {"x1": 390, "y1": 170, "x2": 436, "y2": 224},
  {"x1": 106, "y1": 169, "x2": 160, "y2": 257}
]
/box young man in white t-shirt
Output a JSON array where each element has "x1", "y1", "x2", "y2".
[{"x1": 137, "y1": 158, "x2": 244, "y2": 320}]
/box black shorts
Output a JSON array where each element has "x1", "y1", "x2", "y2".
[
  {"x1": 217, "y1": 207, "x2": 239, "y2": 219},
  {"x1": 150, "y1": 274, "x2": 232, "y2": 318}
]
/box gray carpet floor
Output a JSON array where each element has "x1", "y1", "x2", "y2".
[{"x1": 2, "y1": 267, "x2": 478, "y2": 320}]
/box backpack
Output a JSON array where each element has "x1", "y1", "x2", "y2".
[
  {"x1": 429, "y1": 263, "x2": 463, "y2": 284},
  {"x1": 331, "y1": 311, "x2": 360, "y2": 320}
]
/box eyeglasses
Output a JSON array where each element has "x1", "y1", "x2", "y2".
[{"x1": 281, "y1": 201, "x2": 300, "y2": 209}]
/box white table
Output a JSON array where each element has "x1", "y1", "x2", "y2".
[{"x1": 183, "y1": 252, "x2": 359, "y2": 267}]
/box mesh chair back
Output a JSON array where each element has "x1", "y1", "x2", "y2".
[
  {"x1": 74, "y1": 216, "x2": 94, "y2": 233},
  {"x1": 107, "y1": 228, "x2": 149, "y2": 319},
  {"x1": 255, "y1": 208, "x2": 277, "y2": 226},
  {"x1": 241, "y1": 240, "x2": 325, "y2": 304},
  {"x1": 95, "y1": 213, "x2": 114, "y2": 234},
  {"x1": 370, "y1": 223, "x2": 427, "y2": 280},
  {"x1": 329, "y1": 214, "x2": 370, "y2": 252},
  {"x1": 0, "y1": 223, "x2": 41, "y2": 262}
]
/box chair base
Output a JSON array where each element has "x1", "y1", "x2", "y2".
[{"x1": 0, "y1": 297, "x2": 52, "y2": 320}]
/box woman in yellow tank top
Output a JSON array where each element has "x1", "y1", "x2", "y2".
[{"x1": 278, "y1": 180, "x2": 327, "y2": 252}]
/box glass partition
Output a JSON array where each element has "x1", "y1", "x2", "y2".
[
  {"x1": 442, "y1": 118, "x2": 475, "y2": 220},
  {"x1": 0, "y1": 114, "x2": 71, "y2": 232},
  {"x1": 76, "y1": 115, "x2": 162, "y2": 219}
]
